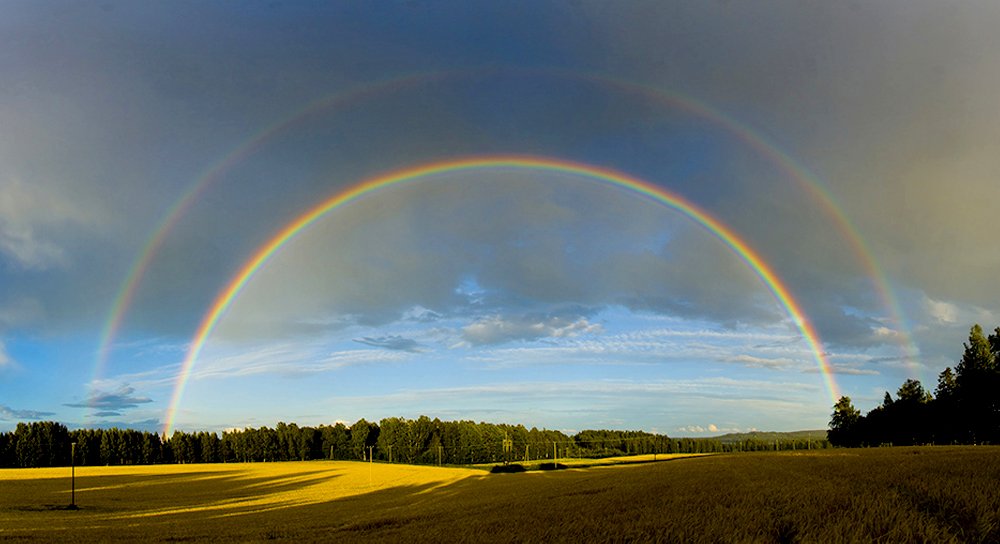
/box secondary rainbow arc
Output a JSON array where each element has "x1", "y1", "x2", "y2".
[
  {"x1": 91, "y1": 71, "x2": 452, "y2": 399},
  {"x1": 97, "y1": 69, "x2": 917, "y2": 406},
  {"x1": 162, "y1": 155, "x2": 839, "y2": 436}
]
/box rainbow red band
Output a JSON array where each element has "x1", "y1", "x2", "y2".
[{"x1": 162, "y1": 155, "x2": 838, "y2": 436}]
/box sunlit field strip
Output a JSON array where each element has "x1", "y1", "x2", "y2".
[{"x1": 470, "y1": 452, "x2": 711, "y2": 470}]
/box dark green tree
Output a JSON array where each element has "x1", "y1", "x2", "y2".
[
  {"x1": 897, "y1": 379, "x2": 931, "y2": 404},
  {"x1": 936, "y1": 367, "x2": 957, "y2": 400},
  {"x1": 955, "y1": 324, "x2": 999, "y2": 442},
  {"x1": 933, "y1": 367, "x2": 960, "y2": 443},
  {"x1": 828, "y1": 396, "x2": 861, "y2": 447},
  {"x1": 350, "y1": 419, "x2": 378, "y2": 460},
  {"x1": 956, "y1": 325, "x2": 995, "y2": 384}
]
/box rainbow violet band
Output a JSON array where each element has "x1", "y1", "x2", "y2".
[{"x1": 162, "y1": 155, "x2": 838, "y2": 436}]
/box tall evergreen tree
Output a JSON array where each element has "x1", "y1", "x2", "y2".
[
  {"x1": 957, "y1": 325, "x2": 995, "y2": 384},
  {"x1": 828, "y1": 396, "x2": 861, "y2": 447},
  {"x1": 936, "y1": 368, "x2": 957, "y2": 400},
  {"x1": 955, "y1": 324, "x2": 999, "y2": 442}
]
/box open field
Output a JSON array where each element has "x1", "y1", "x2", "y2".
[{"x1": 2, "y1": 446, "x2": 999, "y2": 542}]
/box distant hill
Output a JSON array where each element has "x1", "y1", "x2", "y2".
[{"x1": 711, "y1": 430, "x2": 828, "y2": 443}]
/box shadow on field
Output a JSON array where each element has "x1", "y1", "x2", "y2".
[
  {"x1": 4, "y1": 470, "x2": 225, "y2": 513},
  {"x1": 254, "y1": 448, "x2": 1000, "y2": 543},
  {"x1": 2, "y1": 468, "x2": 340, "y2": 517}
]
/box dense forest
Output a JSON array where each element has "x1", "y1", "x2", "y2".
[
  {"x1": 829, "y1": 324, "x2": 1000, "y2": 446},
  {"x1": 0, "y1": 416, "x2": 828, "y2": 469},
  {"x1": 11, "y1": 325, "x2": 996, "y2": 468}
]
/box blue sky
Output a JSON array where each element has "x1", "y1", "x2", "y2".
[{"x1": 2, "y1": 1, "x2": 999, "y2": 436}]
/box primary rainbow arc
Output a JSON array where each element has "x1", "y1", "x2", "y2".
[
  {"x1": 162, "y1": 155, "x2": 839, "y2": 436},
  {"x1": 97, "y1": 68, "x2": 916, "y2": 422}
]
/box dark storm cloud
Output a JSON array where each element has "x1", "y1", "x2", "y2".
[
  {"x1": 0, "y1": 405, "x2": 55, "y2": 421},
  {"x1": 554, "y1": 1, "x2": 1000, "y2": 368},
  {"x1": 64, "y1": 386, "x2": 152, "y2": 412},
  {"x1": 2, "y1": 0, "x2": 935, "y2": 355}
]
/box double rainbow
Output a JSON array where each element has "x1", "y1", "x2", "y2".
[
  {"x1": 162, "y1": 155, "x2": 839, "y2": 436},
  {"x1": 95, "y1": 69, "x2": 917, "y2": 403}
]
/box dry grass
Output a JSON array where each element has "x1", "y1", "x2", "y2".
[
  {"x1": 474, "y1": 452, "x2": 708, "y2": 471},
  {"x1": 1, "y1": 446, "x2": 998, "y2": 542}
]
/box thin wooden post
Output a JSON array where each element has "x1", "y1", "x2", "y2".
[{"x1": 70, "y1": 442, "x2": 77, "y2": 508}]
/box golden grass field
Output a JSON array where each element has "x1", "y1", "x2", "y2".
[{"x1": 2, "y1": 447, "x2": 998, "y2": 542}]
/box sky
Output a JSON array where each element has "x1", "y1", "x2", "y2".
[{"x1": 2, "y1": 1, "x2": 999, "y2": 437}]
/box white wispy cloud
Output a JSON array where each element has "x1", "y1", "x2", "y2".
[
  {"x1": 461, "y1": 315, "x2": 603, "y2": 346},
  {"x1": 802, "y1": 364, "x2": 879, "y2": 376},
  {"x1": 721, "y1": 354, "x2": 797, "y2": 370},
  {"x1": 467, "y1": 324, "x2": 814, "y2": 371},
  {"x1": 189, "y1": 344, "x2": 408, "y2": 382},
  {"x1": 354, "y1": 335, "x2": 424, "y2": 352},
  {"x1": 924, "y1": 297, "x2": 959, "y2": 325},
  {"x1": 328, "y1": 376, "x2": 819, "y2": 404}
]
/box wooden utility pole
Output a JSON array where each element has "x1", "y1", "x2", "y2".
[
  {"x1": 438, "y1": 445, "x2": 443, "y2": 466},
  {"x1": 388, "y1": 445, "x2": 393, "y2": 464},
  {"x1": 553, "y1": 441, "x2": 557, "y2": 463},
  {"x1": 70, "y1": 442, "x2": 77, "y2": 509}
]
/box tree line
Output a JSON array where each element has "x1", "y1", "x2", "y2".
[
  {"x1": 1, "y1": 415, "x2": 829, "y2": 469},
  {"x1": 829, "y1": 324, "x2": 1000, "y2": 447}
]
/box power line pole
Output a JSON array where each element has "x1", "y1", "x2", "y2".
[
  {"x1": 69, "y1": 442, "x2": 77, "y2": 509},
  {"x1": 502, "y1": 433, "x2": 512, "y2": 466}
]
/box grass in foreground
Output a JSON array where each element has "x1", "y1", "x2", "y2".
[{"x1": 1, "y1": 446, "x2": 998, "y2": 542}]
